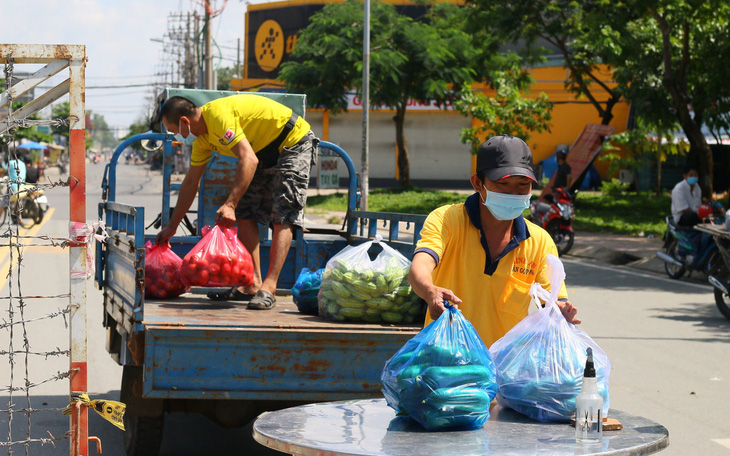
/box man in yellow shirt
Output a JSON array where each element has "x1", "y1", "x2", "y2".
[
  {"x1": 156, "y1": 94, "x2": 319, "y2": 310},
  {"x1": 408, "y1": 135, "x2": 580, "y2": 346}
]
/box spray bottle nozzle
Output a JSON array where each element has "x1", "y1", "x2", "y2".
[{"x1": 583, "y1": 347, "x2": 596, "y2": 378}]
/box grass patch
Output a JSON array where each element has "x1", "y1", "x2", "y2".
[
  {"x1": 307, "y1": 186, "x2": 466, "y2": 214},
  {"x1": 573, "y1": 191, "x2": 670, "y2": 237}
]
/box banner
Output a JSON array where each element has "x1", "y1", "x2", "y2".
[
  {"x1": 540, "y1": 123, "x2": 615, "y2": 198},
  {"x1": 245, "y1": 1, "x2": 433, "y2": 80}
]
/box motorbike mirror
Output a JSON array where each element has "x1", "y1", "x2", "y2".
[{"x1": 141, "y1": 139, "x2": 163, "y2": 152}]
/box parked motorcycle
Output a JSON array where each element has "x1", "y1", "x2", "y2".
[
  {"x1": 9, "y1": 183, "x2": 48, "y2": 227},
  {"x1": 695, "y1": 223, "x2": 730, "y2": 319},
  {"x1": 656, "y1": 203, "x2": 725, "y2": 280},
  {"x1": 529, "y1": 187, "x2": 575, "y2": 255}
]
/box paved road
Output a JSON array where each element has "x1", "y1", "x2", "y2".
[{"x1": 1, "y1": 161, "x2": 729, "y2": 455}]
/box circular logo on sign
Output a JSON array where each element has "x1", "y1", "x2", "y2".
[{"x1": 255, "y1": 20, "x2": 284, "y2": 72}]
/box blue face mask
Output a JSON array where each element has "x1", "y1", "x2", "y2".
[
  {"x1": 174, "y1": 119, "x2": 197, "y2": 146},
  {"x1": 481, "y1": 186, "x2": 532, "y2": 220},
  {"x1": 687, "y1": 177, "x2": 699, "y2": 185}
]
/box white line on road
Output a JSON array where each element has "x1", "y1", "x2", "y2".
[
  {"x1": 712, "y1": 439, "x2": 730, "y2": 449},
  {"x1": 561, "y1": 257, "x2": 713, "y2": 291}
]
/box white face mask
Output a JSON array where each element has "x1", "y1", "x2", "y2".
[
  {"x1": 480, "y1": 185, "x2": 531, "y2": 220},
  {"x1": 174, "y1": 119, "x2": 197, "y2": 146}
]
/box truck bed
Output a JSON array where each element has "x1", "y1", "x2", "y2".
[
  {"x1": 143, "y1": 293, "x2": 421, "y2": 332},
  {"x1": 140, "y1": 293, "x2": 423, "y2": 401}
]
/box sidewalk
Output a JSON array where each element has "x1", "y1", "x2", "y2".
[{"x1": 567, "y1": 231, "x2": 665, "y2": 274}]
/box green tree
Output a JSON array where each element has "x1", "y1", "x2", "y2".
[
  {"x1": 89, "y1": 112, "x2": 117, "y2": 150},
  {"x1": 216, "y1": 67, "x2": 238, "y2": 91},
  {"x1": 592, "y1": 0, "x2": 730, "y2": 196},
  {"x1": 472, "y1": 0, "x2": 624, "y2": 126},
  {"x1": 121, "y1": 123, "x2": 151, "y2": 152},
  {"x1": 279, "y1": 0, "x2": 477, "y2": 186},
  {"x1": 51, "y1": 101, "x2": 71, "y2": 145}
]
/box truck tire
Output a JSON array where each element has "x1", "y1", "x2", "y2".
[
  {"x1": 121, "y1": 366, "x2": 164, "y2": 456},
  {"x1": 124, "y1": 414, "x2": 164, "y2": 456}
]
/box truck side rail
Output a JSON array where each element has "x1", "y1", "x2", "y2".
[{"x1": 96, "y1": 200, "x2": 146, "y2": 338}]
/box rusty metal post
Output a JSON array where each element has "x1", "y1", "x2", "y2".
[{"x1": 67, "y1": 46, "x2": 88, "y2": 456}]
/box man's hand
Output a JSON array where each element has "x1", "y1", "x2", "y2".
[
  {"x1": 556, "y1": 300, "x2": 581, "y2": 324},
  {"x1": 215, "y1": 204, "x2": 237, "y2": 228},
  {"x1": 156, "y1": 224, "x2": 177, "y2": 246},
  {"x1": 425, "y1": 286, "x2": 462, "y2": 320}
]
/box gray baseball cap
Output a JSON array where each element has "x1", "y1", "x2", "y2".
[{"x1": 476, "y1": 135, "x2": 536, "y2": 182}]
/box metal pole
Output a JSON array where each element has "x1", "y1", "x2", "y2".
[
  {"x1": 237, "y1": 38, "x2": 241, "y2": 78},
  {"x1": 204, "y1": 7, "x2": 213, "y2": 89},
  {"x1": 361, "y1": 0, "x2": 370, "y2": 210},
  {"x1": 67, "y1": 47, "x2": 88, "y2": 456}
]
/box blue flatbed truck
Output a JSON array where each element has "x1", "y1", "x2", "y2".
[{"x1": 95, "y1": 89, "x2": 427, "y2": 455}]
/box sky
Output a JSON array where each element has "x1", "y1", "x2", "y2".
[{"x1": 4, "y1": 0, "x2": 255, "y2": 137}]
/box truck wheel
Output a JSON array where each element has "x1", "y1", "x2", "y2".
[
  {"x1": 124, "y1": 414, "x2": 164, "y2": 456},
  {"x1": 121, "y1": 366, "x2": 164, "y2": 456}
]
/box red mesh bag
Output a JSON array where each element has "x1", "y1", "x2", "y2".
[
  {"x1": 181, "y1": 225, "x2": 254, "y2": 288},
  {"x1": 144, "y1": 241, "x2": 189, "y2": 299}
]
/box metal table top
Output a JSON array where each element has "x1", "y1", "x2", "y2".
[
  {"x1": 694, "y1": 223, "x2": 730, "y2": 238},
  {"x1": 253, "y1": 398, "x2": 668, "y2": 456}
]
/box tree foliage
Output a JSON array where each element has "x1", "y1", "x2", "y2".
[
  {"x1": 280, "y1": 0, "x2": 551, "y2": 185},
  {"x1": 596, "y1": 0, "x2": 730, "y2": 195},
  {"x1": 475, "y1": 0, "x2": 730, "y2": 195},
  {"x1": 121, "y1": 123, "x2": 150, "y2": 152},
  {"x1": 472, "y1": 0, "x2": 624, "y2": 125}
]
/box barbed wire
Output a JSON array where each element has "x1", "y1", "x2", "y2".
[{"x1": 3, "y1": 56, "x2": 76, "y2": 455}]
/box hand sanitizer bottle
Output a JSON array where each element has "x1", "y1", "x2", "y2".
[{"x1": 575, "y1": 347, "x2": 603, "y2": 443}]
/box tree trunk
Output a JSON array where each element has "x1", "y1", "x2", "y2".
[
  {"x1": 682, "y1": 119, "x2": 714, "y2": 197},
  {"x1": 652, "y1": 11, "x2": 713, "y2": 196},
  {"x1": 656, "y1": 146, "x2": 662, "y2": 196},
  {"x1": 600, "y1": 96, "x2": 619, "y2": 126},
  {"x1": 394, "y1": 104, "x2": 410, "y2": 186}
]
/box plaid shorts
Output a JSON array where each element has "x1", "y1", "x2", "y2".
[{"x1": 235, "y1": 131, "x2": 318, "y2": 227}]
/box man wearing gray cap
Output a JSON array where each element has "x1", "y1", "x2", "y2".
[{"x1": 408, "y1": 135, "x2": 580, "y2": 346}]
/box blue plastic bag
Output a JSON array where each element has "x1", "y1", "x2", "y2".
[
  {"x1": 381, "y1": 304, "x2": 498, "y2": 431},
  {"x1": 291, "y1": 268, "x2": 324, "y2": 315},
  {"x1": 489, "y1": 254, "x2": 610, "y2": 422}
]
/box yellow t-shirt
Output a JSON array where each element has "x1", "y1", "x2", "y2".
[
  {"x1": 190, "y1": 94, "x2": 311, "y2": 166},
  {"x1": 415, "y1": 193, "x2": 568, "y2": 347}
]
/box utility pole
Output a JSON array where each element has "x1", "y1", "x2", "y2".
[
  {"x1": 184, "y1": 13, "x2": 196, "y2": 88},
  {"x1": 361, "y1": 0, "x2": 371, "y2": 210},
  {"x1": 237, "y1": 38, "x2": 241, "y2": 78},
  {"x1": 204, "y1": 6, "x2": 214, "y2": 90}
]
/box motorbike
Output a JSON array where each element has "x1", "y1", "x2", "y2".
[
  {"x1": 529, "y1": 187, "x2": 575, "y2": 255},
  {"x1": 656, "y1": 203, "x2": 726, "y2": 280},
  {"x1": 695, "y1": 223, "x2": 730, "y2": 319},
  {"x1": 8, "y1": 183, "x2": 48, "y2": 227}
]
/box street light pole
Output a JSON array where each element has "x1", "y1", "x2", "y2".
[{"x1": 361, "y1": 0, "x2": 370, "y2": 211}]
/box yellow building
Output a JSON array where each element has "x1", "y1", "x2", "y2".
[{"x1": 231, "y1": 0, "x2": 631, "y2": 186}]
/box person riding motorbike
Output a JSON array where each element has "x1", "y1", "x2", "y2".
[
  {"x1": 669, "y1": 165, "x2": 712, "y2": 268},
  {"x1": 552, "y1": 149, "x2": 572, "y2": 191}
]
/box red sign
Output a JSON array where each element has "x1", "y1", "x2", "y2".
[{"x1": 540, "y1": 123, "x2": 615, "y2": 198}]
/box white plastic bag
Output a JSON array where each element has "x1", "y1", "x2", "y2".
[
  {"x1": 489, "y1": 254, "x2": 610, "y2": 422},
  {"x1": 318, "y1": 234, "x2": 425, "y2": 323}
]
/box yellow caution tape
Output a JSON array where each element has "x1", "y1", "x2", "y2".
[{"x1": 63, "y1": 393, "x2": 126, "y2": 431}]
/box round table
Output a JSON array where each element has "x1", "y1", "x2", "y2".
[{"x1": 253, "y1": 398, "x2": 668, "y2": 456}]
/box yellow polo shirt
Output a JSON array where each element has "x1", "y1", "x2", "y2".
[
  {"x1": 416, "y1": 193, "x2": 568, "y2": 347},
  {"x1": 190, "y1": 94, "x2": 310, "y2": 166}
]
